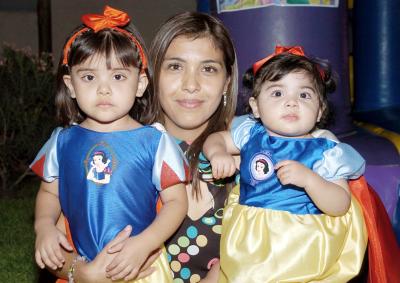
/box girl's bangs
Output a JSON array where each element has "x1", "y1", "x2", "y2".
[{"x1": 69, "y1": 30, "x2": 140, "y2": 69}]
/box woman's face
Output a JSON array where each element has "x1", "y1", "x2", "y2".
[{"x1": 158, "y1": 35, "x2": 230, "y2": 140}]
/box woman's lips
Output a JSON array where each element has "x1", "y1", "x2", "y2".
[{"x1": 176, "y1": 99, "x2": 204, "y2": 109}]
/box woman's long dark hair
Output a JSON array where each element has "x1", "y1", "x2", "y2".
[{"x1": 149, "y1": 12, "x2": 238, "y2": 197}]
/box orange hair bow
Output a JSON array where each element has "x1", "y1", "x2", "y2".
[
  {"x1": 252, "y1": 46, "x2": 305, "y2": 75},
  {"x1": 62, "y1": 6, "x2": 147, "y2": 70},
  {"x1": 81, "y1": 5, "x2": 130, "y2": 32}
]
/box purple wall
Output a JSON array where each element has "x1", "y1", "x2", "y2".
[{"x1": 214, "y1": 2, "x2": 353, "y2": 135}]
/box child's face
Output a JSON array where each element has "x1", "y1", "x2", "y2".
[
  {"x1": 158, "y1": 35, "x2": 230, "y2": 140},
  {"x1": 249, "y1": 71, "x2": 322, "y2": 138},
  {"x1": 63, "y1": 52, "x2": 148, "y2": 131}
]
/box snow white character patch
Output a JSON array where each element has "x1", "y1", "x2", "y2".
[
  {"x1": 249, "y1": 152, "x2": 274, "y2": 183},
  {"x1": 84, "y1": 142, "x2": 116, "y2": 185}
]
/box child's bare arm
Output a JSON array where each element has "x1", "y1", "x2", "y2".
[
  {"x1": 203, "y1": 131, "x2": 239, "y2": 179},
  {"x1": 106, "y1": 183, "x2": 188, "y2": 281},
  {"x1": 203, "y1": 131, "x2": 239, "y2": 158},
  {"x1": 34, "y1": 180, "x2": 73, "y2": 269},
  {"x1": 275, "y1": 160, "x2": 351, "y2": 216}
]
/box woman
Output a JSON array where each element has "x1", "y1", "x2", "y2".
[{"x1": 149, "y1": 12, "x2": 238, "y2": 282}]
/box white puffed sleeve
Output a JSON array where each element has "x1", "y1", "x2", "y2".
[
  {"x1": 231, "y1": 115, "x2": 256, "y2": 149},
  {"x1": 151, "y1": 123, "x2": 188, "y2": 191},
  {"x1": 311, "y1": 129, "x2": 339, "y2": 142},
  {"x1": 313, "y1": 142, "x2": 365, "y2": 181},
  {"x1": 29, "y1": 127, "x2": 62, "y2": 182}
]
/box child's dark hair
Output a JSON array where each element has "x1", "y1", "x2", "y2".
[
  {"x1": 243, "y1": 53, "x2": 337, "y2": 128},
  {"x1": 55, "y1": 23, "x2": 156, "y2": 127}
]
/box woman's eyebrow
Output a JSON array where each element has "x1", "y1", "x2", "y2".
[
  {"x1": 163, "y1": 57, "x2": 185, "y2": 62},
  {"x1": 163, "y1": 57, "x2": 223, "y2": 66}
]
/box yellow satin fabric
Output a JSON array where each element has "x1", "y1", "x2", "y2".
[
  {"x1": 130, "y1": 247, "x2": 172, "y2": 283},
  {"x1": 219, "y1": 186, "x2": 367, "y2": 283}
]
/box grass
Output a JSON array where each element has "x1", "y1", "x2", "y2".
[{"x1": 0, "y1": 179, "x2": 56, "y2": 283}]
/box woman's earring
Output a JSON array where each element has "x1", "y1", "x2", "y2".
[{"x1": 223, "y1": 91, "x2": 227, "y2": 107}]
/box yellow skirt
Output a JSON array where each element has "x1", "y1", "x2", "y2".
[
  {"x1": 219, "y1": 186, "x2": 367, "y2": 283},
  {"x1": 131, "y1": 247, "x2": 172, "y2": 283}
]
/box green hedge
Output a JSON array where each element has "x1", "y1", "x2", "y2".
[{"x1": 0, "y1": 46, "x2": 56, "y2": 196}]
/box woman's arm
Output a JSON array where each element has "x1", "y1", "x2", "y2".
[{"x1": 48, "y1": 225, "x2": 132, "y2": 282}]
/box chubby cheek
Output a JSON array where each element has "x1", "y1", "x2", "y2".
[
  {"x1": 74, "y1": 96, "x2": 91, "y2": 110},
  {"x1": 304, "y1": 103, "x2": 321, "y2": 120},
  {"x1": 257, "y1": 101, "x2": 273, "y2": 120}
]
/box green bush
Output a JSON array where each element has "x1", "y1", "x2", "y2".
[{"x1": 0, "y1": 46, "x2": 56, "y2": 196}]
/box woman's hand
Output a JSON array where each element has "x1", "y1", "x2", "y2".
[
  {"x1": 134, "y1": 248, "x2": 161, "y2": 280},
  {"x1": 106, "y1": 234, "x2": 153, "y2": 281},
  {"x1": 74, "y1": 225, "x2": 132, "y2": 283}
]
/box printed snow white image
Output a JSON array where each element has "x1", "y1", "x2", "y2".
[
  {"x1": 250, "y1": 153, "x2": 274, "y2": 181},
  {"x1": 86, "y1": 150, "x2": 112, "y2": 184}
]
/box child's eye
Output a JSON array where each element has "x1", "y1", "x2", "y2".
[
  {"x1": 82, "y1": 74, "x2": 95, "y2": 81},
  {"x1": 271, "y1": 91, "x2": 282, "y2": 97},
  {"x1": 299, "y1": 92, "x2": 311, "y2": 99},
  {"x1": 113, "y1": 74, "x2": 126, "y2": 81}
]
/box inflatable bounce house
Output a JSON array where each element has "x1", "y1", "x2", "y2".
[{"x1": 198, "y1": 0, "x2": 400, "y2": 281}]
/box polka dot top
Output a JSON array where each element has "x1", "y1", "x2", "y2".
[{"x1": 165, "y1": 140, "x2": 236, "y2": 282}]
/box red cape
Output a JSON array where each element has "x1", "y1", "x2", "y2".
[{"x1": 350, "y1": 177, "x2": 400, "y2": 283}]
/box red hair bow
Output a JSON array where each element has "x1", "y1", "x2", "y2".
[
  {"x1": 62, "y1": 6, "x2": 147, "y2": 70},
  {"x1": 81, "y1": 6, "x2": 130, "y2": 33},
  {"x1": 252, "y1": 46, "x2": 305, "y2": 75}
]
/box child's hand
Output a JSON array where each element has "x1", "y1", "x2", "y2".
[
  {"x1": 275, "y1": 160, "x2": 315, "y2": 188},
  {"x1": 199, "y1": 258, "x2": 220, "y2": 283},
  {"x1": 209, "y1": 152, "x2": 236, "y2": 179},
  {"x1": 34, "y1": 225, "x2": 73, "y2": 270},
  {"x1": 106, "y1": 234, "x2": 153, "y2": 281}
]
